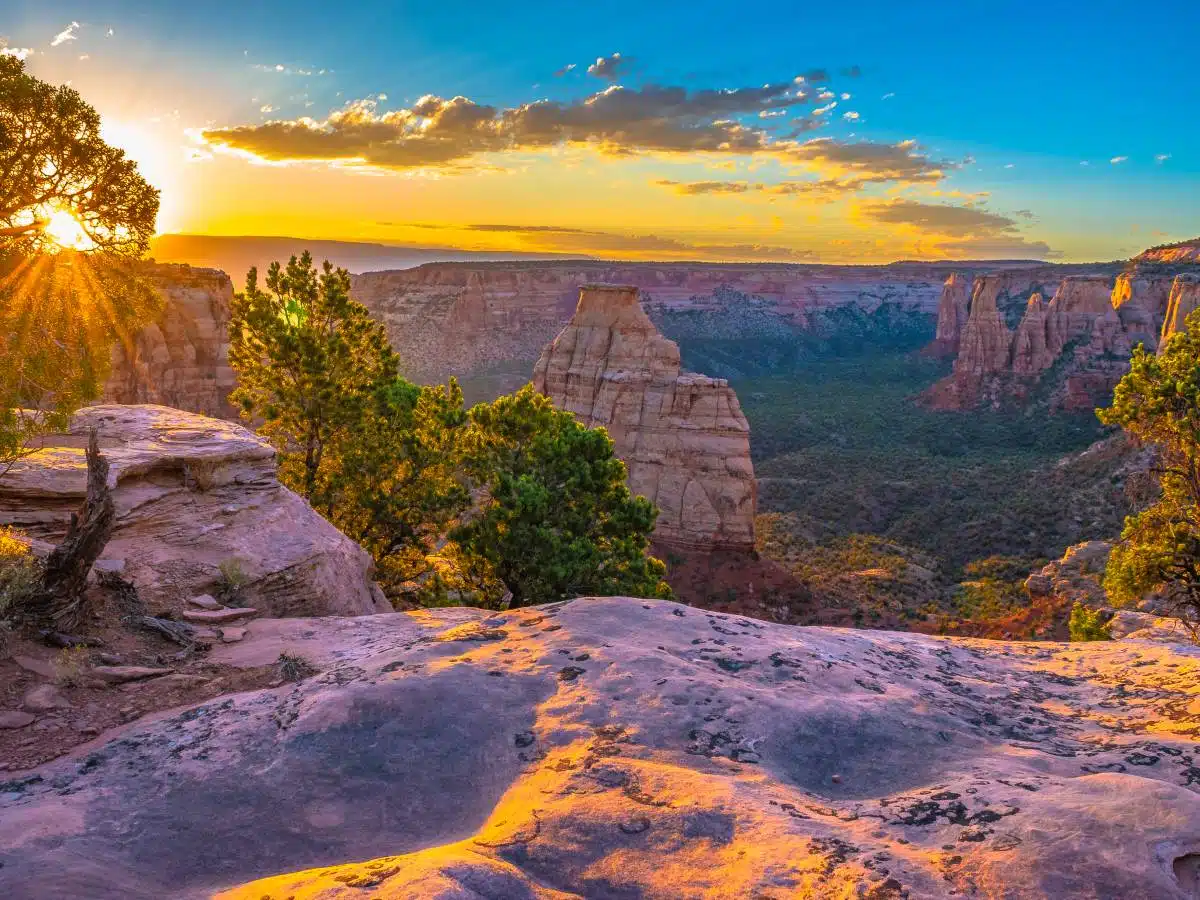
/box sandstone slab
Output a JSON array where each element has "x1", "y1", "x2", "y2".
[
  {"x1": 181, "y1": 608, "x2": 257, "y2": 625},
  {"x1": 4, "y1": 598, "x2": 1200, "y2": 898},
  {"x1": 0, "y1": 711, "x2": 36, "y2": 730},
  {"x1": 0, "y1": 405, "x2": 389, "y2": 618},
  {"x1": 187, "y1": 594, "x2": 222, "y2": 610}
]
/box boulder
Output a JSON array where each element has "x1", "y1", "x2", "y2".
[
  {"x1": 5, "y1": 597, "x2": 1200, "y2": 898},
  {"x1": 0, "y1": 405, "x2": 390, "y2": 618},
  {"x1": 532, "y1": 285, "x2": 756, "y2": 551}
]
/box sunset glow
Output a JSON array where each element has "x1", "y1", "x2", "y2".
[{"x1": 39, "y1": 206, "x2": 95, "y2": 252}]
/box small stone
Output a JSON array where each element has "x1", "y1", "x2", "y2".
[
  {"x1": 188, "y1": 594, "x2": 222, "y2": 610},
  {"x1": 97, "y1": 653, "x2": 123, "y2": 666},
  {"x1": 182, "y1": 607, "x2": 258, "y2": 625},
  {"x1": 22, "y1": 684, "x2": 69, "y2": 713},
  {"x1": 219, "y1": 626, "x2": 247, "y2": 643},
  {"x1": 619, "y1": 816, "x2": 651, "y2": 834},
  {"x1": 77, "y1": 724, "x2": 101, "y2": 736},
  {"x1": 831, "y1": 774, "x2": 843, "y2": 784},
  {"x1": 0, "y1": 711, "x2": 37, "y2": 730},
  {"x1": 92, "y1": 666, "x2": 174, "y2": 684},
  {"x1": 11, "y1": 655, "x2": 56, "y2": 679}
]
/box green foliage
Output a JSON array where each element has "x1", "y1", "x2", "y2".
[
  {"x1": 953, "y1": 556, "x2": 1033, "y2": 619},
  {"x1": 229, "y1": 252, "x2": 400, "y2": 505},
  {"x1": 1099, "y1": 317, "x2": 1200, "y2": 624},
  {"x1": 0, "y1": 527, "x2": 40, "y2": 620},
  {"x1": 0, "y1": 56, "x2": 159, "y2": 255},
  {"x1": 1068, "y1": 602, "x2": 1112, "y2": 641},
  {"x1": 230, "y1": 256, "x2": 668, "y2": 609},
  {"x1": 453, "y1": 386, "x2": 670, "y2": 608},
  {"x1": 215, "y1": 557, "x2": 251, "y2": 602},
  {"x1": 0, "y1": 58, "x2": 161, "y2": 483}
]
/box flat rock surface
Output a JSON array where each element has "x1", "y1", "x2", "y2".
[{"x1": 4, "y1": 597, "x2": 1200, "y2": 899}]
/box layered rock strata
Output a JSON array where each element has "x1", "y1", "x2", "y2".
[
  {"x1": 926, "y1": 272, "x2": 971, "y2": 357},
  {"x1": 352, "y1": 261, "x2": 949, "y2": 385},
  {"x1": 532, "y1": 285, "x2": 756, "y2": 552},
  {"x1": 0, "y1": 404, "x2": 388, "y2": 617},
  {"x1": 925, "y1": 268, "x2": 1187, "y2": 410},
  {"x1": 1161, "y1": 274, "x2": 1200, "y2": 345},
  {"x1": 6, "y1": 597, "x2": 1200, "y2": 898},
  {"x1": 103, "y1": 264, "x2": 236, "y2": 419}
]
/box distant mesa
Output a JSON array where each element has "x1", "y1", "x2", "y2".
[{"x1": 532, "y1": 284, "x2": 757, "y2": 553}]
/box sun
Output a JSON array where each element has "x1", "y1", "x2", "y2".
[{"x1": 40, "y1": 206, "x2": 96, "y2": 252}]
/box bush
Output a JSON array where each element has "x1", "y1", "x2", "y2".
[
  {"x1": 277, "y1": 651, "x2": 319, "y2": 682},
  {"x1": 1068, "y1": 602, "x2": 1112, "y2": 641},
  {"x1": 215, "y1": 557, "x2": 251, "y2": 602},
  {"x1": 0, "y1": 527, "x2": 41, "y2": 620},
  {"x1": 53, "y1": 647, "x2": 90, "y2": 685}
]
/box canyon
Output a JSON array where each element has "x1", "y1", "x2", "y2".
[{"x1": 532, "y1": 285, "x2": 757, "y2": 553}]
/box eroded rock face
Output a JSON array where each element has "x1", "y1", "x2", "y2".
[
  {"x1": 532, "y1": 285, "x2": 756, "y2": 552},
  {"x1": 927, "y1": 272, "x2": 971, "y2": 357},
  {"x1": 0, "y1": 405, "x2": 388, "y2": 617},
  {"x1": 925, "y1": 266, "x2": 1189, "y2": 411},
  {"x1": 1162, "y1": 274, "x2": 1200, "y2": 345},
  {"x1": 6, "y1": 597, "x2": 1200, "y2": 899},
  {"x1": 103, "y1": 264, "x2": 236, "y2": 419},
  {"x1": 351, "y1": 261, "x2": 946, "y2": 386}
]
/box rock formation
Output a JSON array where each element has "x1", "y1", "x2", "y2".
[
  {"x1": 1161, "y1": 274, "x2": 1200, "y2": 345},
  {"x1": 925, "y1": 262, "x2": 1194, "y2": 411},
  {"x1": 103, "y1": 264, "x2": 236, "y2": 419},
  {"x1": 0, "y1": 405, "x2": 388, "y2": 617},
  {"x1": 532, "y1": 285, "x2": 756, "y2": 552},
  {"x1": 926, "y1": 272, "x2": 971, "y2": 356},
  {"x1": 351, "y1": 261, "x2": 948, "y2": 387},
  {"x1": 1135, "y1": 237, "x2": 1200, "y2": 265},
  {"x1": 6, "y1": 596, "x2": 1200, "y2": 898}
]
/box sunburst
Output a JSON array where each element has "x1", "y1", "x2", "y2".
[{"x1": 39, "y1": 205, "x2": 96, "y2": 253}]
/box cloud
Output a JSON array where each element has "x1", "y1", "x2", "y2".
[
  {"x1": 50, "y1": 21, "x2": 79, "y2": 47},
  {"x1": 855, "y1": 198, "x2": 1055, "y2": 258},
  {"x1": 587, "y1": 52, "x2": 632, "y2": 82},
  {"x1": 842, "y1": 111, "x2": 859, "y2": 121},
  {"x1": 1110, "y1": 155, "x2": 1127, "y2": 164},
  {"x1": 881, "y1": 92, "x2": 895, "y2": 100},
  {"x1": 408, "y1": 222, "x2": 814, "y2": 261},
  {"x1": 554, "y1": 63, "x2": 576, "y2": 77},
  {"x1": 782, "y1": 137, "x2": 951, "y2": 187},
  {"x1": 1155, "y1": 153, "x2": 1171, "y2": 164},
  {"x1": 1014, "y1": 209, "x2": 1036, "y2": 220},
  {"x1": 260, "y1": 104, "x2": 277, "y2": 113},
  {"x1": 0, "y1": 43, "x2": 33, "y2": 60},
  {"x1": 201, "y1": 79, "x2": 832, "y2": 169}
]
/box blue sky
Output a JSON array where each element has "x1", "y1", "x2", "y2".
[{"x1": 3, "y1": 0, "x2": 1197, "y2": 261}]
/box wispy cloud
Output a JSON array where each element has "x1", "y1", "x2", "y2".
[
  {"x1": 50, "y1": 21, "x2": 80, "y2": 47},
  {"x1": 1110, "y1": 155, "x2": 1127, "y2": 164},
  {"x1": 853, "y1": 198, "x2": 1055, "y2": 259},
  {"x1": 407, "y1": 221, "x2": 815, "y2": 261},
  {"x1": 1155, "y1": 153, "x2": 1171, "y2": 164},
  {"x1": 554, "y1": 63, "x2": 577, "y2": 77}
]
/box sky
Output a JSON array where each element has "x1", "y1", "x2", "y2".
[{"x1": 2, "y1": 0, "x2": 1198, "y2": 264}]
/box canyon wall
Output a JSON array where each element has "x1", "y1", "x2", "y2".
[
  {"x1": 103, "y1": 263, "x2": 236, "y2": 419},
  {"x1": 925, "y1": 265, "x2": 1195, "y2": 411},
  {"x1": 352, "y1": 261, "x2": 949, "y2": 387},
  {"x1": 1161, "y1": 273, "x2": 1200, "y2": 344},
  {"x1": 531, "y1": 284, "x2": 756, "y2": 552}
]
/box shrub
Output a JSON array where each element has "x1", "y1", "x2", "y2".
[
  {"x1": 1068, "y1": 602, "x2": 1112, "y2": 641},
  {"x1": 215, "y1": 557, "x2": 251, "y2": 601},
  {"x1": 277, "y1": 650, "x2": 319, "y2": 682},
  {"x1": 53, "y1": 646, "x2": 90, "y2": 685},
  {"x1": 0, "y1": 527, "x2": 41, "y2": 620}
]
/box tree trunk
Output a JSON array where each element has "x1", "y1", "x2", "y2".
[{"x1": 36, "y1": 428, "x2": 115, "y2": 631}]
